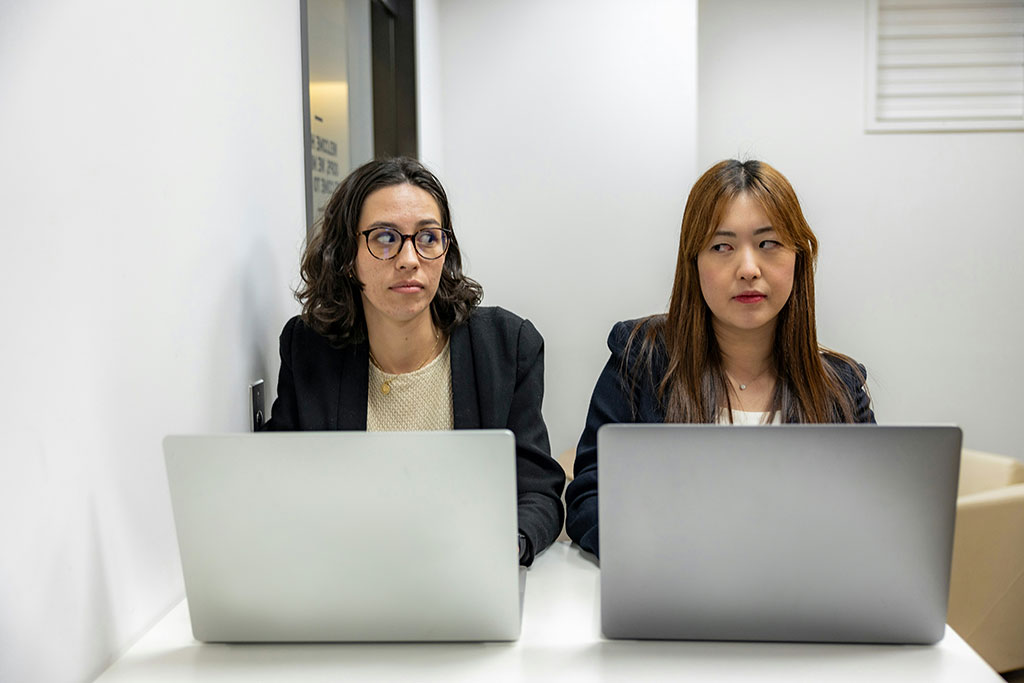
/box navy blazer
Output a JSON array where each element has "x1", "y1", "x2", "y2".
[
  {"x1": 265, "y1": 306, "x2": 566, "y2": 565},
  {"x1": 564, "y1": 319, "x2": 876, "y2": 558}
]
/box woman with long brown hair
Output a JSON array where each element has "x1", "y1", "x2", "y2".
[
  {"x1": 564, "y1": 159, "x2": 874, "y2": 558},
  {"x1": 265, "y1": 157, "x2": 565, "y2": 565}
]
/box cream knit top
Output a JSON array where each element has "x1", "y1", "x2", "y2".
[{"x1": 366, "y1": 341, "x2": 454, "y2": 431}]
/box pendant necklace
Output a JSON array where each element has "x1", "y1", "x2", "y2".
[
  {"x1": 369, "y1": 330, "x2": 441, "y2": 396},
  {"x1": 727, "y1": 365, "x2": 772, "y2": 392}
]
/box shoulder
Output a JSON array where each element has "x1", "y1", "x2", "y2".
[
  {"x1": 280, "y1": 315, "x2": 328, "y2": 348},
  {"x1": 278, "y1": 315, "x2": 303, "y2": 351},
  {"x1": 820, "y1": 350, "x2": 874, "y2": 423},
  {"x1": 465, "y1": 306, "x2": 542, "y2": 349},
  {"x1": 821, "y1": 350, "x2": 867, "y2": 392},
  {"x1": 466, "y1": 305, "x2": 529, "y2": 331},
  {"x1": 279, "y1": 314, "x2": 358, "y2": 362},
  {"x1": 607, "y1": 315, "x2": 666, "y2": 368},
  {"x1": 607, "y1": 318, "x2": 641, "y2": 353}
]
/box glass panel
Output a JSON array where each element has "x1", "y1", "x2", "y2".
[{"x1": 306, "y1": 0, "x2": 352, "y2": 225}]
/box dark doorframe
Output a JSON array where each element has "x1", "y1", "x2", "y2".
[{"x1": 371, "y1": 0, "x2": 418, "y2": 158}]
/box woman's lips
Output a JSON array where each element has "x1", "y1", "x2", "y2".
[
  {"x1": 734, "y1": 292, "x2": 766, "y2": 304},
  {"x1": 390, "y1": 282, "x2": 424, "y2": 294}
]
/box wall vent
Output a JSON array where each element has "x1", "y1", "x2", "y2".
[{"x1": 866, "y1": 0, "x2": 1024, "y2": 132}]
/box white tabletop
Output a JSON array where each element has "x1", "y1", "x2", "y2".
[{"x1": 95, "y1": 542, "x2": 1001, "y2": 682}]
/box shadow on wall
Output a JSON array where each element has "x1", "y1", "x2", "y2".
[
  {"x1": 0, "y1": 448, "x2": 124, "y2": 683},
  {"x1": 241, "y1": 232, "x2": 275, "y2": 408},
  {"x1": 201, "y1": 226, "x2": 285, "y2": 433},
  {"x1": 82, "y1": 501, "x2": 117, "y2": 682}
]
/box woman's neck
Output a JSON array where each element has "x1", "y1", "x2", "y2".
[
  {"x1": 713, "y1": 320, "x2": 775, "y2": 384},
  {"x1": 364, "y1": 310, "x2": 442, "y2": 374}
]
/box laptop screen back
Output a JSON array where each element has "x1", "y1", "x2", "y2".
[
  {"x1": 598, "y1": 424, "x2": 961, "y2": 644},
  {"x1": 164, "y1": 430, "x2": 521, "y2": 642}
]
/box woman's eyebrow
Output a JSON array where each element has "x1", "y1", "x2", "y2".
[
  {"x1": 365, "y1": 218, "x2": 441, "y2": 229},
  {"x1": 712, "y1": 225, "x2": 774, "y2": 237}
]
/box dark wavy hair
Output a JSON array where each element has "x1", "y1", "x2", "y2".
[
  {"x1": 296, "y1": 157, "x2": 483, "y2": 347},
  {"x1": 628, "y1": 159, "x2": 862, "y2": 423}
]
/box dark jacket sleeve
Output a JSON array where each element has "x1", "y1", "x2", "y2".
[
  {"x1": 263, "y1": 316, "x2": 300, "y2": 431},
  {"x1": 507, "y1": 318, "x2": 566, "y2": 565},
  {"x1": 564, "y1": 321, "x2": 653, "y2": 558},
  {"x1": 262, "y1": 316, "x2": 362, "y2": 431}
]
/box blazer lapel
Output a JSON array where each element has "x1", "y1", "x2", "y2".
[
  {"x1": 336, "y1": 342, "x2": 369, "y2": 430},
  {"x1": 450, "y1": 323, "x2": 480, "y2": 429}
]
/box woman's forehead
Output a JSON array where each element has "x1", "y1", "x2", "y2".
[
  {"x1": 715, "y1": 193, "x2": 772, "y2": 230},
  {"x1": 358, "y1": 183, "x2": 442, "y2": 226}
]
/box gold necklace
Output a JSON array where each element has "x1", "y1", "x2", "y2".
[{"x1": 368, "y1": 330, "x2": 442, "y2": 396}]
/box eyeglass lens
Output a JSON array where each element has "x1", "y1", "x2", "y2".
[{"x1": 366, "y1": 228, "x2": 449, "y2": 260}]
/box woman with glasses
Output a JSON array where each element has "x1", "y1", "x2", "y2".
[
  {"x1": 564, "y1": 159, "x2": 875, "y2": 558},
  {"x1": 265, "y1": 157, "x2": 565, "y2": 566}
]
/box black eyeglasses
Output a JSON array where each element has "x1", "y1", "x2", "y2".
[{"x1": 360, "y1": 227, "x2": 452, "y2": 260}]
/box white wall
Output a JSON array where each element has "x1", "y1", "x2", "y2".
[
  {"x1": 698, "y1": 0, "x2": 1024, "y2": 459},
  {"x1": 0, "y1": 2, "x2": 305, "y2": 681},
  {"x1": 420, "y1": 0, "x2": 699, "y2": 454}
]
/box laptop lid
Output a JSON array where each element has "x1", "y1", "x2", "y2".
[
  {"x1": 163, "y1": 430, "x2": 521, "y2": 642},
  {"x1": 598, "y1": 424, "x2": 962, "y2": 644}
]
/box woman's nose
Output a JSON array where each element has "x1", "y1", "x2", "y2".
[
  {"x1": 394, "y1": 237, "x2": 419, "y2": 269},
  {"x1": 737, "y1": 246, "x2": 761, "y2": 280}
]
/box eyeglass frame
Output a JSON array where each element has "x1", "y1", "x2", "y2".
[{"x1": 359, "y1": 227, "x2": 453, "y2": 261}]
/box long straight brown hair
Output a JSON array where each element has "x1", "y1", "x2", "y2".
[{"x1": 629, "y1": 159, "x2": 860, "y2": 424}]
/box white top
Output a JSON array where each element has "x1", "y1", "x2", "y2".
[
  {"x1": 719, "y1": 409, "x2": 784, "y2": 425},
  {"x1": 367, "y1": 341, "x2": 454, "y2": 431},
  {"x1": 94, "y1": 542, "x2": 1001, "y2": 682}
]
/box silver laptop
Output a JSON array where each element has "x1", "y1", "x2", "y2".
[
  {"x1": 598, "y1": 424, "x2": 961, "y2": 644},
  {"x1": 163, "y1": 430, "x2": 522, "y2": 642}
]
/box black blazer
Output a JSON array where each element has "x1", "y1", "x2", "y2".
[
  {"x1": 265, "y1": 306, "x2": 565, "y2": 565},
  {"x1": 564, "y1": 319, "x2": 876, "y2": 558}
]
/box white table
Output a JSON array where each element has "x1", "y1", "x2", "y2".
[{"x1": 95, "y1": 542, "x2": 1001, "y2": 682}]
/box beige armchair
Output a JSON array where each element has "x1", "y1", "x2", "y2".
[{"x1": 947, "y1": 449, "x2": 1024, "y2": 673}]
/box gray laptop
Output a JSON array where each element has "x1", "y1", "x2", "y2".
[
  {"x1": 598, "y1": 424, "x2": 962, "y2": 644},
  {"x1": 163, "y1": 430, "x2": 522, "y2": 642}
]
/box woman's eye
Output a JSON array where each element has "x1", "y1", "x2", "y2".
[
  {"x1": 760, "y1": 239, "x2": 782, "y2": 250},
  {"x1": 374, "y1": 230, "x2": 398, "y2": 245},
  {"x1": 710, "y1": 243, "x2": 732, "y2": 253},
  {"x1": 417, "y1": 230, "x2": 439, "y2": 245}
]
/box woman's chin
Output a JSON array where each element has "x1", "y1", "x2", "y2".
[{"x1": 377, "y1": 306, "x2": 432, "y2": 326}]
